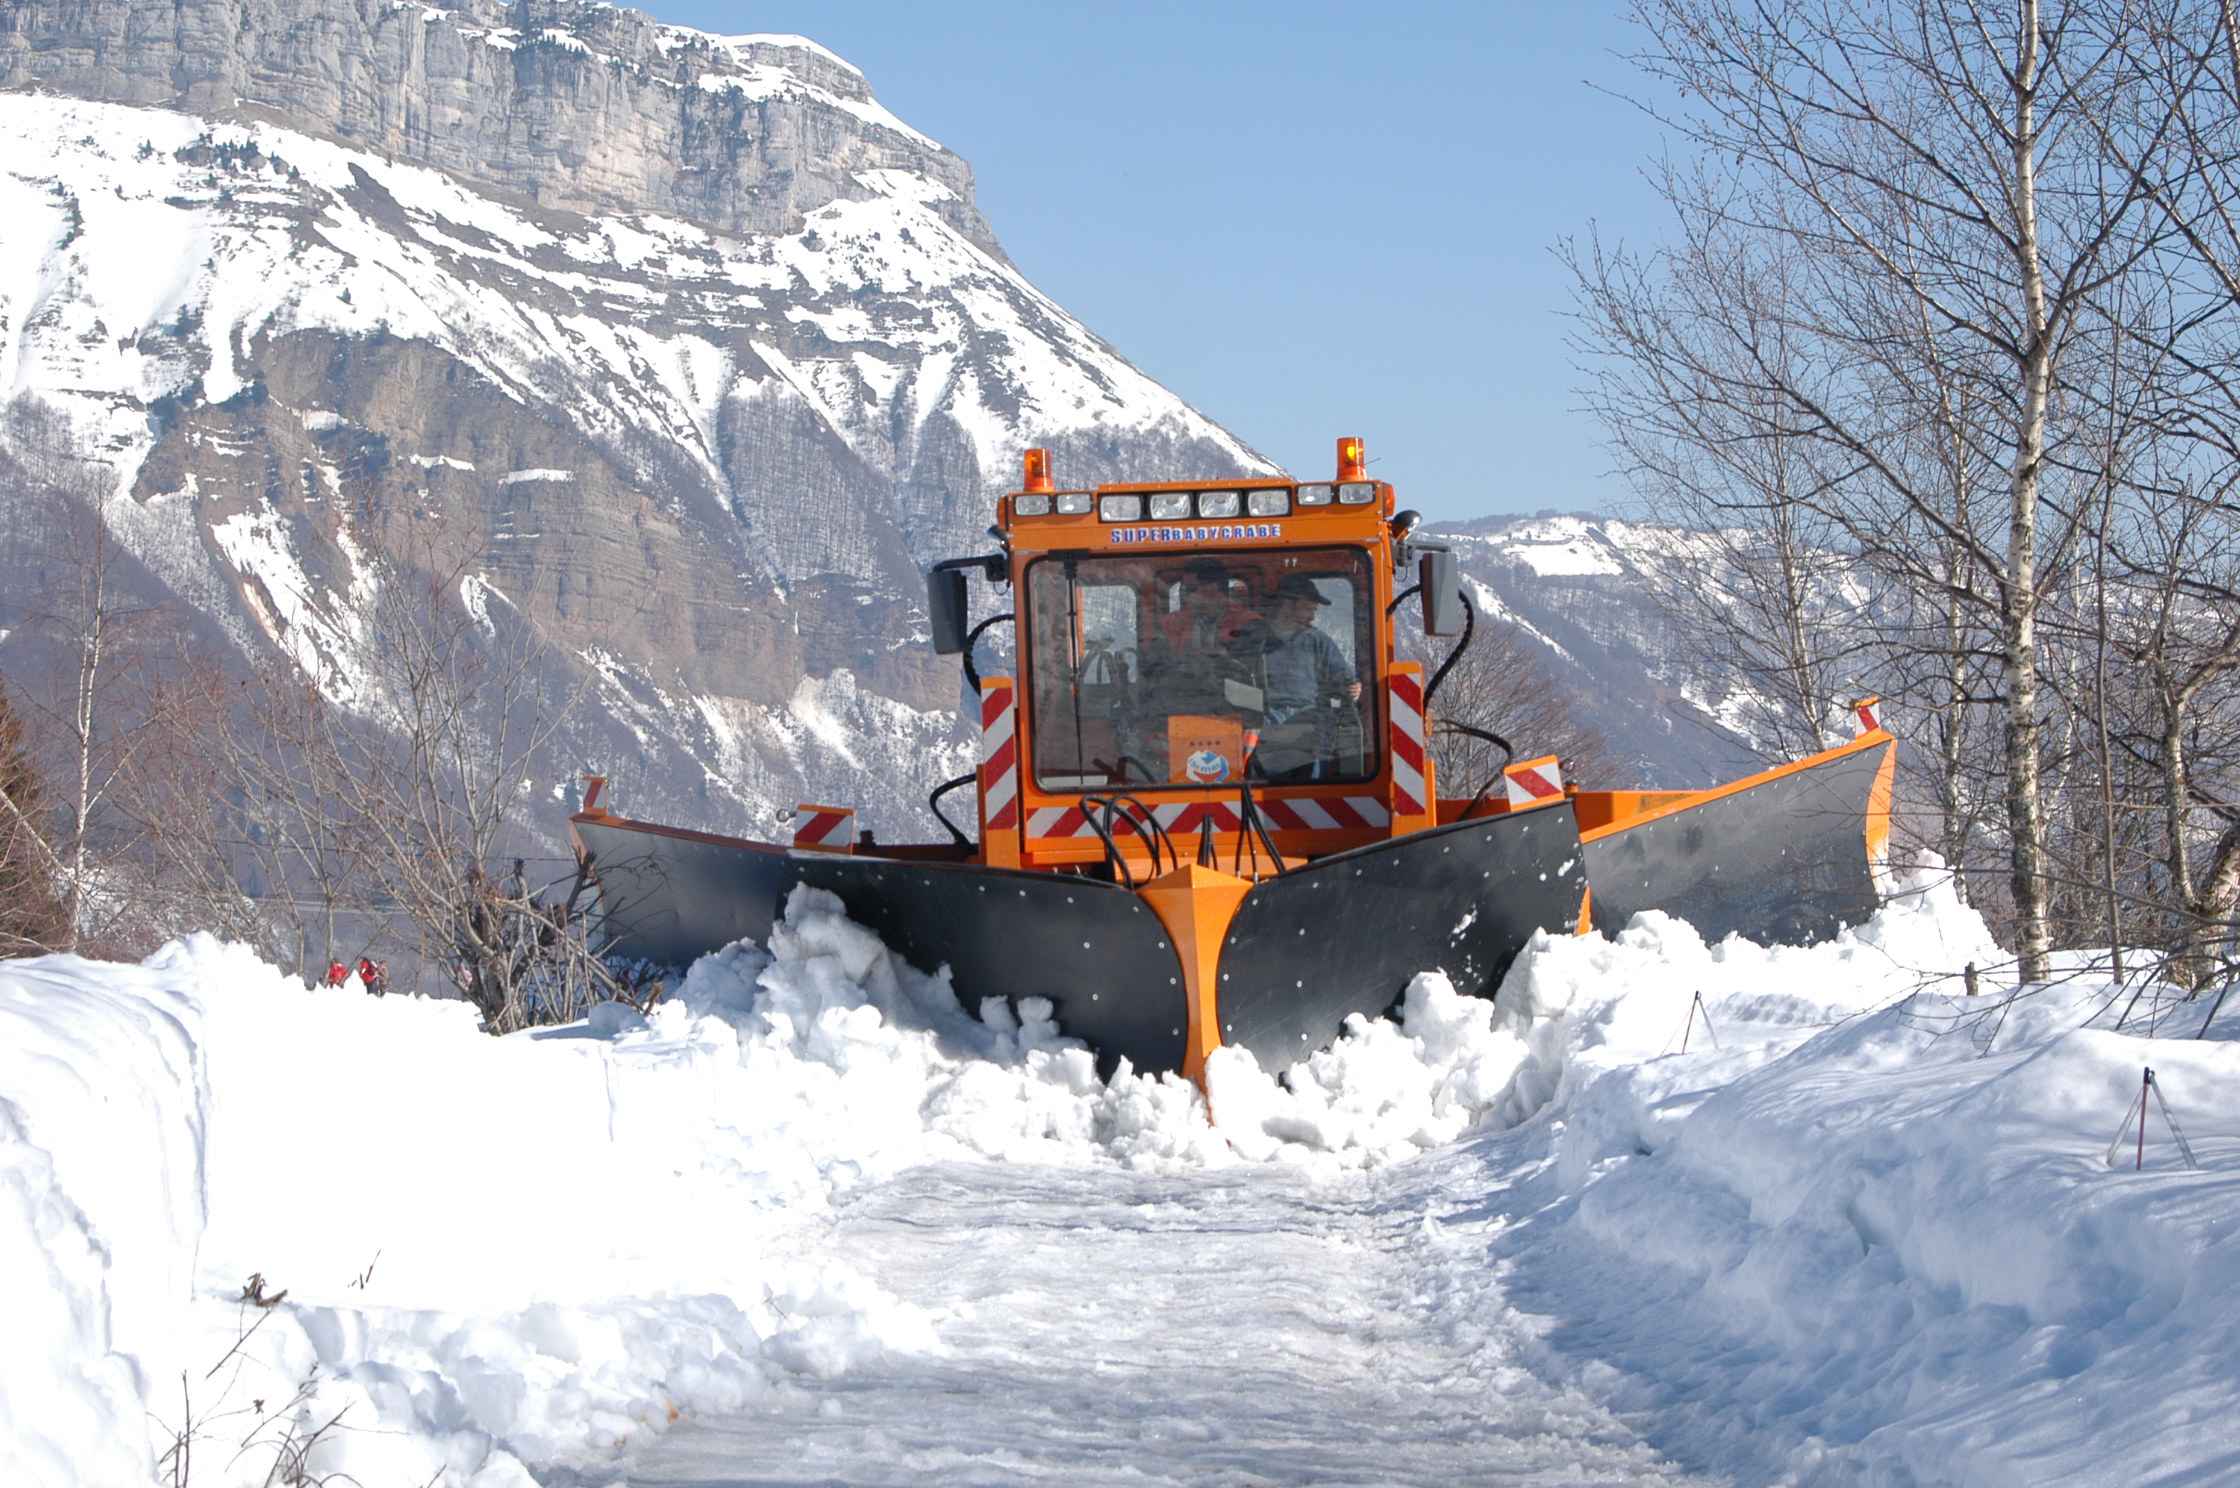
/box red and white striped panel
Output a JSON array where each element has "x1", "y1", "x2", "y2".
[
  {"x1": 792, "y1": 805, "x2": 855, "y2": 851},
  {"x1": 1854, "y1": 696, "x2": 1883, "y2": 737},
  {"x1": 981, "y1": 677, "x2": 1019, "y2": 832},
  {"x1": 1025, "y1": 795, "x2": 1391, "y2": 840},
  {"x1": 1389, "y1": 667, "x2": 1427, "y2": 817},
  {"x1": 1504, "y1": 755, "x2": 1564, "y2": 810}
]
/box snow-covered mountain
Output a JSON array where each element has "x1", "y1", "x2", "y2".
[
  {"x1": 0, "y1": 0, "x2": 1273, "y2": 842},
  {"x1": 0, "y1": 0, "x2": 1773, "y2": 854},
  {"x1": 1432, "y1": 513, "x2": 1772, "y2": 788}
]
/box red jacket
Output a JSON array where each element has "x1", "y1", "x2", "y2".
[{"x1": 1161, "y1": 603, "x2": 1257, "y2": 652}]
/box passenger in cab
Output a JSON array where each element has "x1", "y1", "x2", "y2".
[
  {"x1": 1162, "y1": 558, "x2": 1257, "y2": 653},
  {"x1": 1141, "y1": 559, "x2": 1259, "y2": 721}
]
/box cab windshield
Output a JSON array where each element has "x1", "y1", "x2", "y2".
[{"x1": 1024, "y1": 548, "x2": 1378, "y2": 791}]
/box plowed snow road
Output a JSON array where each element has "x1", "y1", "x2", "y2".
[{"x1": 625, "y1": 1156, "x2": 1700, "y2": 1487}]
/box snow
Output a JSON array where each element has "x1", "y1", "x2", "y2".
[
  {"x1": 12, "y1": 863, "x2": 2240, "y2": 1484},
  {"x1": 207, "y1": 498, "x2": 381, "y2": 704},
  {"x1": 1496, "y1": 516, "x2": 1626, "y2": 578}
]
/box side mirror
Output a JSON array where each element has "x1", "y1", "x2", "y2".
[
  {"x1": 929, "y1": 568, "x2": 969, "y2": 654},
  {"x1": 1420, "y1": 548, "x2": 1462, "y2": 637}
]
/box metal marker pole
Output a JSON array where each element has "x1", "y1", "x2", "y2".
[
  {"x1": 2139, "y1": 1067, "x2": 2152, "y2": 1172},
  {"x1": 2148, "y1": 1069, "x2": 2203, "y2": 1171}
]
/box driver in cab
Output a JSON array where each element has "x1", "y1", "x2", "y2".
[{"x1": 1244, "y1": 573, "x2": 1364, "y2": 781}]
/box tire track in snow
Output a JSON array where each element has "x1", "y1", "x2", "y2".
[{"x1": 627, "y1": 1161, "x2": 1704, "y2": 1487}]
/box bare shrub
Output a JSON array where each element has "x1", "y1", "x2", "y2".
[
  {"x1": 219, "y1": 521, "x2": 657, "y2": 1028},
  {"x1": 0, "y1": 667, "x2": 68, "y2": 954},
  {"x1": 1406, "y1": 601, "x2": 1633, "y2": 804}
]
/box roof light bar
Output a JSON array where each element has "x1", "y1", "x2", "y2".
[
  {"x1": 1023, "y1": 448, "x2": 1054, "y2": 494},
  {"x1": 1336, "y1": 435, "x2": 1367, "y2": 483}
]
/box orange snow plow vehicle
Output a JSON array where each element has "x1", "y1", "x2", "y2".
[{"x1": 573, "y1": 440, "x2": 1896, "y2": 1082}]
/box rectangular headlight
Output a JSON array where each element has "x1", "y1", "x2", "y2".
[
  {"x1": 1014, "y1": 493, "x2": 1052, "y2": 516},
  {"x1": 1149, "y1": 492, "x2": 1192, "y2": 519},
  {"x1": 1197, "y1": 490, "x2": 1241, "y2": 518},
  {"x1": 1055, "y1": 492, "x2": 1094, "y2": 515},
  {"x1": 1296, "y1": 483, "x2": 1335, "y2": 506},
  {"x1": 1247, "y1": 489, "x2": 1289, "y2": 517},
  {"x1": 1099, "y1": 494, "x2": 1143, "y2": 522},
  {"x1": 1338, "y1": 481, "x2": 1377, "y2": 505}
]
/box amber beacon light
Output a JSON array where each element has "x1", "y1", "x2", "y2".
[
  {"x1": 1336, "y1": 436, "x2": 1367, "y2": 483},
  {"x1": 1022, "y1": 448, "x2": 1055, "y2": 493}
]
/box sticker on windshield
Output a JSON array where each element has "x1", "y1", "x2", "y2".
[
  {"x1": 1184, "y1": 748, "x2": 1232, "y2": 783},
  {"x1": 1108, "y1": 523, "x2": 1282, "y2": 545}
]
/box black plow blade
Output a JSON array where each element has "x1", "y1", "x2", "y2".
[
  {"x1": 1213, "y1": 803, "x2": 1587, "y2": 1073},
  {"x1": 571, "y1": 816, "x2": 790, "y2": 968},
  {"x1": 786, "y1": 855, "x2": 1188, "y2": 1077},
  {"x1": 1582, "y1": 738, "x2": 1894, "y2": 946}
]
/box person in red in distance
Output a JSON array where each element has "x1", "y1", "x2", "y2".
[
  {"x1": 357, "y1": 956, "x2": 386, "y2": 996},
  {"x1": 326, "y1": 960, "x2": 348, "y2": 987}
]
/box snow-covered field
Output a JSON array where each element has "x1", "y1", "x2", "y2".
[{"x1": 6, "y1": 872, "x2": 2233, "y2": 1486}]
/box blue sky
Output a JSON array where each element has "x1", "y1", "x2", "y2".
[{"x1": 650, "y1": 2, "x2": 1671, "y2": 523}]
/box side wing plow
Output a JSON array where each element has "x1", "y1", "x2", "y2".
[{"x1": 1577, "y1": 731, "x2": 1897, "y2": 946}]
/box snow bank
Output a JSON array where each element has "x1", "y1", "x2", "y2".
[
  {"x1": 1, "y1": 883, "x2": 1501, "y2": 1487},
  {"x1": 1204, "y1": 858, "x2": 1995, "y2": 1168},
  {"x1": 15, "y1": 858, "x2": 2233, "y2": 1486},
  {"x1": 4, "y1": 889, "x2": 1201, "y2": 1488},
  {"x1": 1433, "y1": 868, "x2": 2240, "y2": 1485}
]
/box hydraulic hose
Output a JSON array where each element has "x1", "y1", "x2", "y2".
[
  {"x1": 1080, "y1": 793, "x2": 1179, "y2": 884},
  {"x1": 1424, "y1": 591, "x2": 1475, "y2": 711},
  {"x1": 928, "y1": 772, "x2": 976, "y2": 847},
  {"x1": 960, "y1": 612, "x2": 1015, "y2": 693},
  {"x1": 1437, "y1": 721, "x2": 1514, "y2": 820},
  {"x1": 1105, "y1": 793, "x2": 1178, "y2": 876},
  {"x1": 1234, "y1": 780, "x2": 1287, "y2": 877},
  {"x1": 1076, "y1": 797, "x2": 1132, "y2": 887}
]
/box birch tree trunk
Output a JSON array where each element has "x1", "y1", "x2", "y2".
[{"x1": 2006, "y1": 0, "x2": 2053, "y2": 981}]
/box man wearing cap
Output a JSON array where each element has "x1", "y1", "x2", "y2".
[{"x1": 1246, "y1": 574, "x2": 1364, "y2": 780}]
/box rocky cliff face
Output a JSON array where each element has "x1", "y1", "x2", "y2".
[
  {"x1": 0, "y1": 0, "x2": 1000, "y2": 251},
  {"x1": 0, "y1": 0, "x2": 1274, "y2": 842}
]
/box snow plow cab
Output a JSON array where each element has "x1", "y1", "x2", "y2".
[{"x1": 573, "y1": 440, "x2": 1897, "y2": 1083}]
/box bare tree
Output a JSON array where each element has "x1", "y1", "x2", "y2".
[
  {"x1": 0, "y1": 414, "x2": 249, "y2": 956},
  {"x1": 0, "y1": 667, "x2": 68, "y2": 954},
  {"x1": 219, "y1": 520, "x2": 653, "y2": 1028},
  {"x1": 1571, "y1": 235, "x2": 1880, "y2": 760},
  {"x1": 1576, "y1": 0, "x2": 2187, "y2": 978},
  {"x1": 1417, "y1": 611, "x2": 1633, "y2": 801}
]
